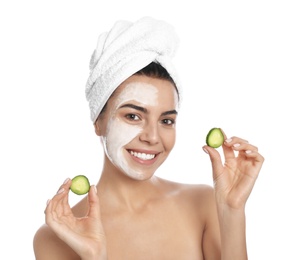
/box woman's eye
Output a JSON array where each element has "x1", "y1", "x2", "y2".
[
  {"x1": 126, "y1": 114, "x2": 140, "y2": 121},
  {"x1": 162, "y1": 118, "x2": 175, "y2": 125}
]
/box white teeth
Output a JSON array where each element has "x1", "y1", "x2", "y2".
[{"x1": 130, "y1": 151, "x2": 156, "y2": 160}]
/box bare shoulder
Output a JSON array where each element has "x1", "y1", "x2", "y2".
[
  {"x1": 33, "y1": 224, "x2": 79, "y2": 260},
  {"x1": 158, "y1": 177, "x2": 214, "y2": 197},
  {"x1": 157, "y1": 177, "x2": 216, "y2": 211}
]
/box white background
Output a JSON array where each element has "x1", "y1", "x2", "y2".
[{"x1": 1, "y1": 0, "x2": 303, "y2": 259}]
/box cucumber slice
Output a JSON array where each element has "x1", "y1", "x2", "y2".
[
  {"x1": 206, "y1": 128, "x2": 224, "y2": 148},
  {"x1": 70, "y1": 175, "x2": 90, "y2": 195}
]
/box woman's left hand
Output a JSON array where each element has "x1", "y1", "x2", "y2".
[{"x1": 203, "y1": 129, "x2": 264, "y2": 210}]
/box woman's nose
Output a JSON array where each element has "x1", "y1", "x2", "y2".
[{"x1": 139, "y1": 122, "x2": 160, "y2": 145}]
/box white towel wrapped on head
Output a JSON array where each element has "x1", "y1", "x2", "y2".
[{"x1": 85, "y1": 16, "x2": 181, "y2": 123}]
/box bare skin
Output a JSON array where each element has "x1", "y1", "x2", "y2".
[{"x1": 33, "y1": 75, "x2": 264, "y2": 260}]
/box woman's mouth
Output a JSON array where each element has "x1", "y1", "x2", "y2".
[{"x1": 129, "y1": 150, "x2": 156, "y2": 160}]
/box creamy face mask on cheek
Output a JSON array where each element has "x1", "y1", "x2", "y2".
[
  {"x1": 101, "y1": 82, "x2": 158, "y2": 179},
  {"x1": 101, "y1": 117, "x2": 142, "y2": 177}
]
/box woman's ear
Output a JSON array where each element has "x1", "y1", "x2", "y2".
[{"x1": 94, "y1": 120, "x2": 102, "y2": 136}]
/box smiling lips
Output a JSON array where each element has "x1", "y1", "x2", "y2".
[
  {"x1": 128, "y1": 150, "x2": 159, "y2": 165},
  {"x1": 130, "y1": 150, "x2": 156, "y2": 160}
]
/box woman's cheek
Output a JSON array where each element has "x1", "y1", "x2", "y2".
[{"x1": 103, "y1": 118, "x2": 142, "y2": 164}]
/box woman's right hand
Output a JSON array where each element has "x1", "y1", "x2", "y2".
[{"x1": 45, "y1": 179, "x2": 107, "y2": 260}]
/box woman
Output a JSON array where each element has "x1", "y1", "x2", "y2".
[{"x1": 33, "y1": 17, "x2": 264, "y2": 260}]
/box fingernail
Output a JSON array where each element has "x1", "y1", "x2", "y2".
[
  {"x1": 46, "y1": 199, "x2": 51, "y2": 205},
  {"x1": 203, "y1": 147, "x2": 209, "y2": 154},
  {"x1": 225, "y1": 138, "x2": 232, "y2": 143},
  {"x1": 233, "y1": 143, "x2": 240, "y2": 148},
  {"x1": 245, "y1": 150, "x2": 252, "y2": 154},
  {"x1": 94, "y1": 185, "x2": 97, "y2": 194},
  {"x1": 57, "y1": 188, "x2": 65, "y2": 195},
  {"x1": 63, "y1": 178, "x2": 69, "y2": 184}
]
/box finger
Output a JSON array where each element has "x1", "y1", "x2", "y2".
[
  {"x1": 226, "y1": 138, "x2": 260, "y2": 161},
  {"x1": 203, "y1": 145, "x2": 224, "y2": 181},
  {"x1": 61, "y1": 179, "x2": 72, "y2": 215},
  {"x1": 45, "y1": 190, "x2": 67, "y2": 224},
  {"x1": 46, "y1": 188, "x2": 66, "y2": 217},
  {"x1": 87, "y1": 185, "x2": 101, "y2": 219},
  {"x1": 219, "y1": 129, "x2": 237, "y2": 161},
  {"x1": 45, "y1": 178, "x2": 72, "y2": 220},
  {"x1": 223, "y1": 136, "x2": 251, "y2": 159},
  {"x1": 222, "y1": 138, "x2": 236, "y2": 160},
  {"x1": 55, "y1": 179, "x2": 72, "y2": 214},
  {"x1": 224, "y1": 136, "x2": 249, "y2": 146},
  {"x1": 244, "y1": 150, "x2": 265, "y2": 167}
]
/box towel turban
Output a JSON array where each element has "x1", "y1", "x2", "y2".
[{"x1": 85, "y1": 16, "x2": 181, "y2": 123}]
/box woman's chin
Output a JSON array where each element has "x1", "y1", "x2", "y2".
[{"x1": 122, "y1": 169, "x2": 155, "y2": 181}]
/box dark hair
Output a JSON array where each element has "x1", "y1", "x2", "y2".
[
  {"x1": 135, "y1": 62, "x2": 176, "y2": 87},
  {"x1": 97, "y1": 62, "x2": 178, "y2": 119}
]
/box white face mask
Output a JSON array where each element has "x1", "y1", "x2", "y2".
[{"x1": 101, "y1": 81, "x2": 159, "y2": 180}]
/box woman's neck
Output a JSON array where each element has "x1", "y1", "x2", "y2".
[{"x1": 96, "y1": 156, "x2": 162, "y2": 212}]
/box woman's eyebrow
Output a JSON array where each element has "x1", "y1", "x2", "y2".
[
  {"x1": 119, "y1": 104, "x2": 147, "y2": 113},
  {"x1": 119, "y1": 104, "x2": 178, "y2": 116},
  {"x1": 161, "y1": 110, "x2": 178, "y2": 116}
]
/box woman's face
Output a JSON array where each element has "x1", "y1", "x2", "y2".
[{"x1": 95, "y1": 75, "x2": 179, "y2": 180}]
